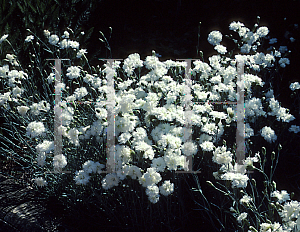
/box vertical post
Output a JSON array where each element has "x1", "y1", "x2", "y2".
[
  {"x1": 176, "y1": 59, "x2": 201, "y2": 173},
  {"x1": 53, "y1": 59, "x2": 62, "y2": 171},
  {"x1": 47, "y1": 59, "x2": 70, "y2": 174},
  {"x1": 99, "y1": 59, "x2": 122, "y2": 173},
  {"x1": 236, "y1": 57, "x2": 246, "y2": 173}
]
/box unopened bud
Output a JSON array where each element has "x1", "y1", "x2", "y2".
[
  {"x1": 262, "y1": 147, "x2": 266, "y2": 156},
  {"x1": 271, "y1": 151, "x2": 276, "y2": 161}
]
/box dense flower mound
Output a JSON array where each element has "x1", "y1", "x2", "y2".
[{"x1": 0, "y1": 19, "x2": 300, "y2": 231}]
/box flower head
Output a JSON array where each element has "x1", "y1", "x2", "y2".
[
  {"x1": 261, "y1": 126, "x2": 277, "y2": 143},
  {"x1": 49, "y1": 34, "x2": 59, "y2": 45},
  {"x1": 214, "y1": 44, "x2": 227, "y2": 54},
  {"x1": 53, "y1": 154, "x2": 67, "y2": 169},
  {"x1": 208, "y1": 31, "x2": 222, "y2": 46},
  {"x1": 25, "y1": 35, "x2": 34, "y2": 42},
  {"x1": 66, "y1": 66, "x2": 81, "y2": 79},
  {"x1": 0, "y1": 34, "x2": 8, "y2": 44},
  {"x1": 74, "y1": 170, "x2": 90, "y2": 185},
  {"x1": 290, "y1": 82, "x2": 300, "y2": 91},
  {"x1": 33, "y1": 177, "x2": 47, "y2": 187},
  {"x1": 26, "y1": 121, "x2": 46, "y2": 138}
]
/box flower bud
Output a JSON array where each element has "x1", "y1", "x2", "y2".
[
  {"x1": 262, "y1": 147, "x2": 266, "y2": 156},
  {"x1": 272, "y1": 181, "x2": 276, "y2": 190},
  {"x1": 249, "y1": 226, "x2": 258, "y2": 232},
  {"x1": 251, "y1": 178, "x2": 256, "y2": 187},
  {"x1": 271, "y1": 151, "x2": 276, "y2": 161}
]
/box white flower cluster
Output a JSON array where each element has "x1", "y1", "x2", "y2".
[
  {"x1": 212, "y1": 145, "x2": 233, "y2": 165},
  {"x1": 26, "y1": 121, "x2": 46, "y2": 138},
  {"x1": 123, "y1": 53, "x2": 143, "y2": 76},
  {"x1": 207, "y1": 31, "x2": 222, "y2": 46},
  {"x1": 32, "y1": 177, "x2": 47, "y2": 187},
  {"x1": 74, "y1": 160, "x2": 105, "y2": 185},
  {"x1": 2, "y1": 20, "x2": 296, "y2": 209},
  {"x1": 260, "y1": 126, "x2": 277, "y2": 143},
  {"x1": 290, "y1": 82, "x2": 300, "y2": 91},
  {"x1": 29, "y1": 100, "x2": 51, "y2": 116},
  {"x1": 53, "y1": 154, "x2": 67, "y2": 170},
  {"x1": 229, "y1": 21, "x2": 269, "y2": 54},
  {"x1": 271, "y1": 190, "x2": 290, "y2": 204},
  {"x1": 267, "y1": 97, "x2": 295, "y2": 123},
  {"x1": 66, "y1": 66, "x2": 81, "y2": 79}
]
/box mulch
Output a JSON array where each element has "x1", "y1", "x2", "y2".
[{"x1": 0, "y1": 174, "x2": 71, "y2": 232}]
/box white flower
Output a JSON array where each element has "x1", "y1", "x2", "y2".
[
  {"x1": 237, "y1": 212, "x2": 247, "y2": 224},
  {"x1": 35, "y1": 140, "x2": 54, "y2": 154},
  {"x1": 207, "y1": 31, "x2": 222, "y2": 46},
  {"x1": 49, "y1": 34, "x2": 59, "y2": 45},
  {"x1": 200, "y1": 141, "x2": 215, "y2": 152},
  {"x1": 62, "y1": 31, "x2": 69, "y2": 39},
  {"x1": 181, "y1": 141, "x2": 198, "y2": 156},
  {"x1": 289, "y1": 125, "x2": 300, "y2": 134},
  {"x1": 25, "y1": 35, "x2": 34, "y2": 42},
  {"x1": 279, "y1": 200, "x2": 300, "y2": 222},
  {"x1": 260, "y1": 222, "x2": 283, "y2": 232},
  {"x1": 82, "y1": 160, "x2": 97, "y2": 174},
  {"x1": 143, "y1": 168, "x2": 162, "y2": 186},
  {"x1": 36, "y1": 152, "x2": 46, "y2": 167},
  {"x1": 43, "y1": 30, "x2": 50, "y2": 38},
  {"x1": 69, "y1": 40, "x2": 79, "y2": 49},
  {"x1": 269, "y1": 38, "x2": 277, "y2": 44},
  {"x1": 66, "y1": 66, "x2": 81, "y2": 79},
  {"x1": 0, "y1": 64, "x2": 9, "y2": 77},
  {"x1": 214, "y1": 44, "x2": 227, "y2": 54},
  {"x1": 290, "y1": 37, "x2": 296, "y2": 43},
  {"x1": 146, "y1": 184, "x2": 160, "y2": 204},
  {"x1": 53, "y1": 154, "x2": 67, "y2": 169},
  {"x1": 240, "y1": 195, "x2": 252, "y2": 205},
  {"x1": 271, "y1": 190, "x2": 290, "y2": 203},
  {"x1": 127, "y1": 165, "x2": 142, "y2": 179},
  {"x1": 279, "y1": 46, "x2": 288, "y2": 54},
  {"x1": 261, "y1": 126, "x2": 277, "y2": 143},
  {"x1": 221, "y1": 172, "x2": 249, "y2": 188},
  {"x1": 290, "y1": 82, "x2": 300, "y2": 91},
  {"x1": 278, "y1": 58, "x2": 290, "y2": 68},
  {"x1": 151, "y1": 157, "x2": 166, "y2": 172},
  {"x1": 123, "y1": 53, "x2": 143, "y2": 76},
  {"x1": 33, "y1": 177, "x2": 47, "y2": 187},
  {"x1": 26, "y1": 121, "x2": 46, "y2": 138},
  {"x1": 94, "y1": 162, "x2": 105, "y2": 174},
  {"x1": 74, "y1": 170, "x2": 90, "y2": 185},
  {"x1": 229, "y1": 21, "x2": 244, "y2": 31},
  {"x1": 59, "y1": 39, "x2": 69, "y2": 49},
  {"x1": 146, "y1": 184, "x2": 159, "y2": 196},
  {"x1": 118, "y1": 132, "x2": 132, "y2": 144},
  {"x1": 0, "y1": 34, "x2": 8, "y2": 44},
  {"x1": 11, "y1": 86, "x2": 24, "y2": 97},
  {"x1": 76, "y1": 49, "x2": 87, "y2": 58},
  {"x1": 212, "y1": 146, "x2": 232, "y2": 164},
  {"x1": 47, "y1": 73, "x2": 55, "y2": 84},
  {"x1": 102, "y1": 173, "x2": 120, "y2": 190},
  {"x1": 67, "y1": 128, "x2": 80, "y2": 146},
  {"x1": 240, "y1": 44, "x2": 251, "y2": 53},
  {"x1": 159, "y1": 180, "x2": 174, "y2": 196},
  {"x1": 74, "y1": 87, "x2": 88, "y2": 100},
  {"x1": 0, "y1": 92, "x2": 11, "y2": 106},
  {"x1": 256, "y1": 26, "x2": 269, "y2": 37},
  {"x1": 17, "y1": 105, "x2": 30, "y2": 116}
]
